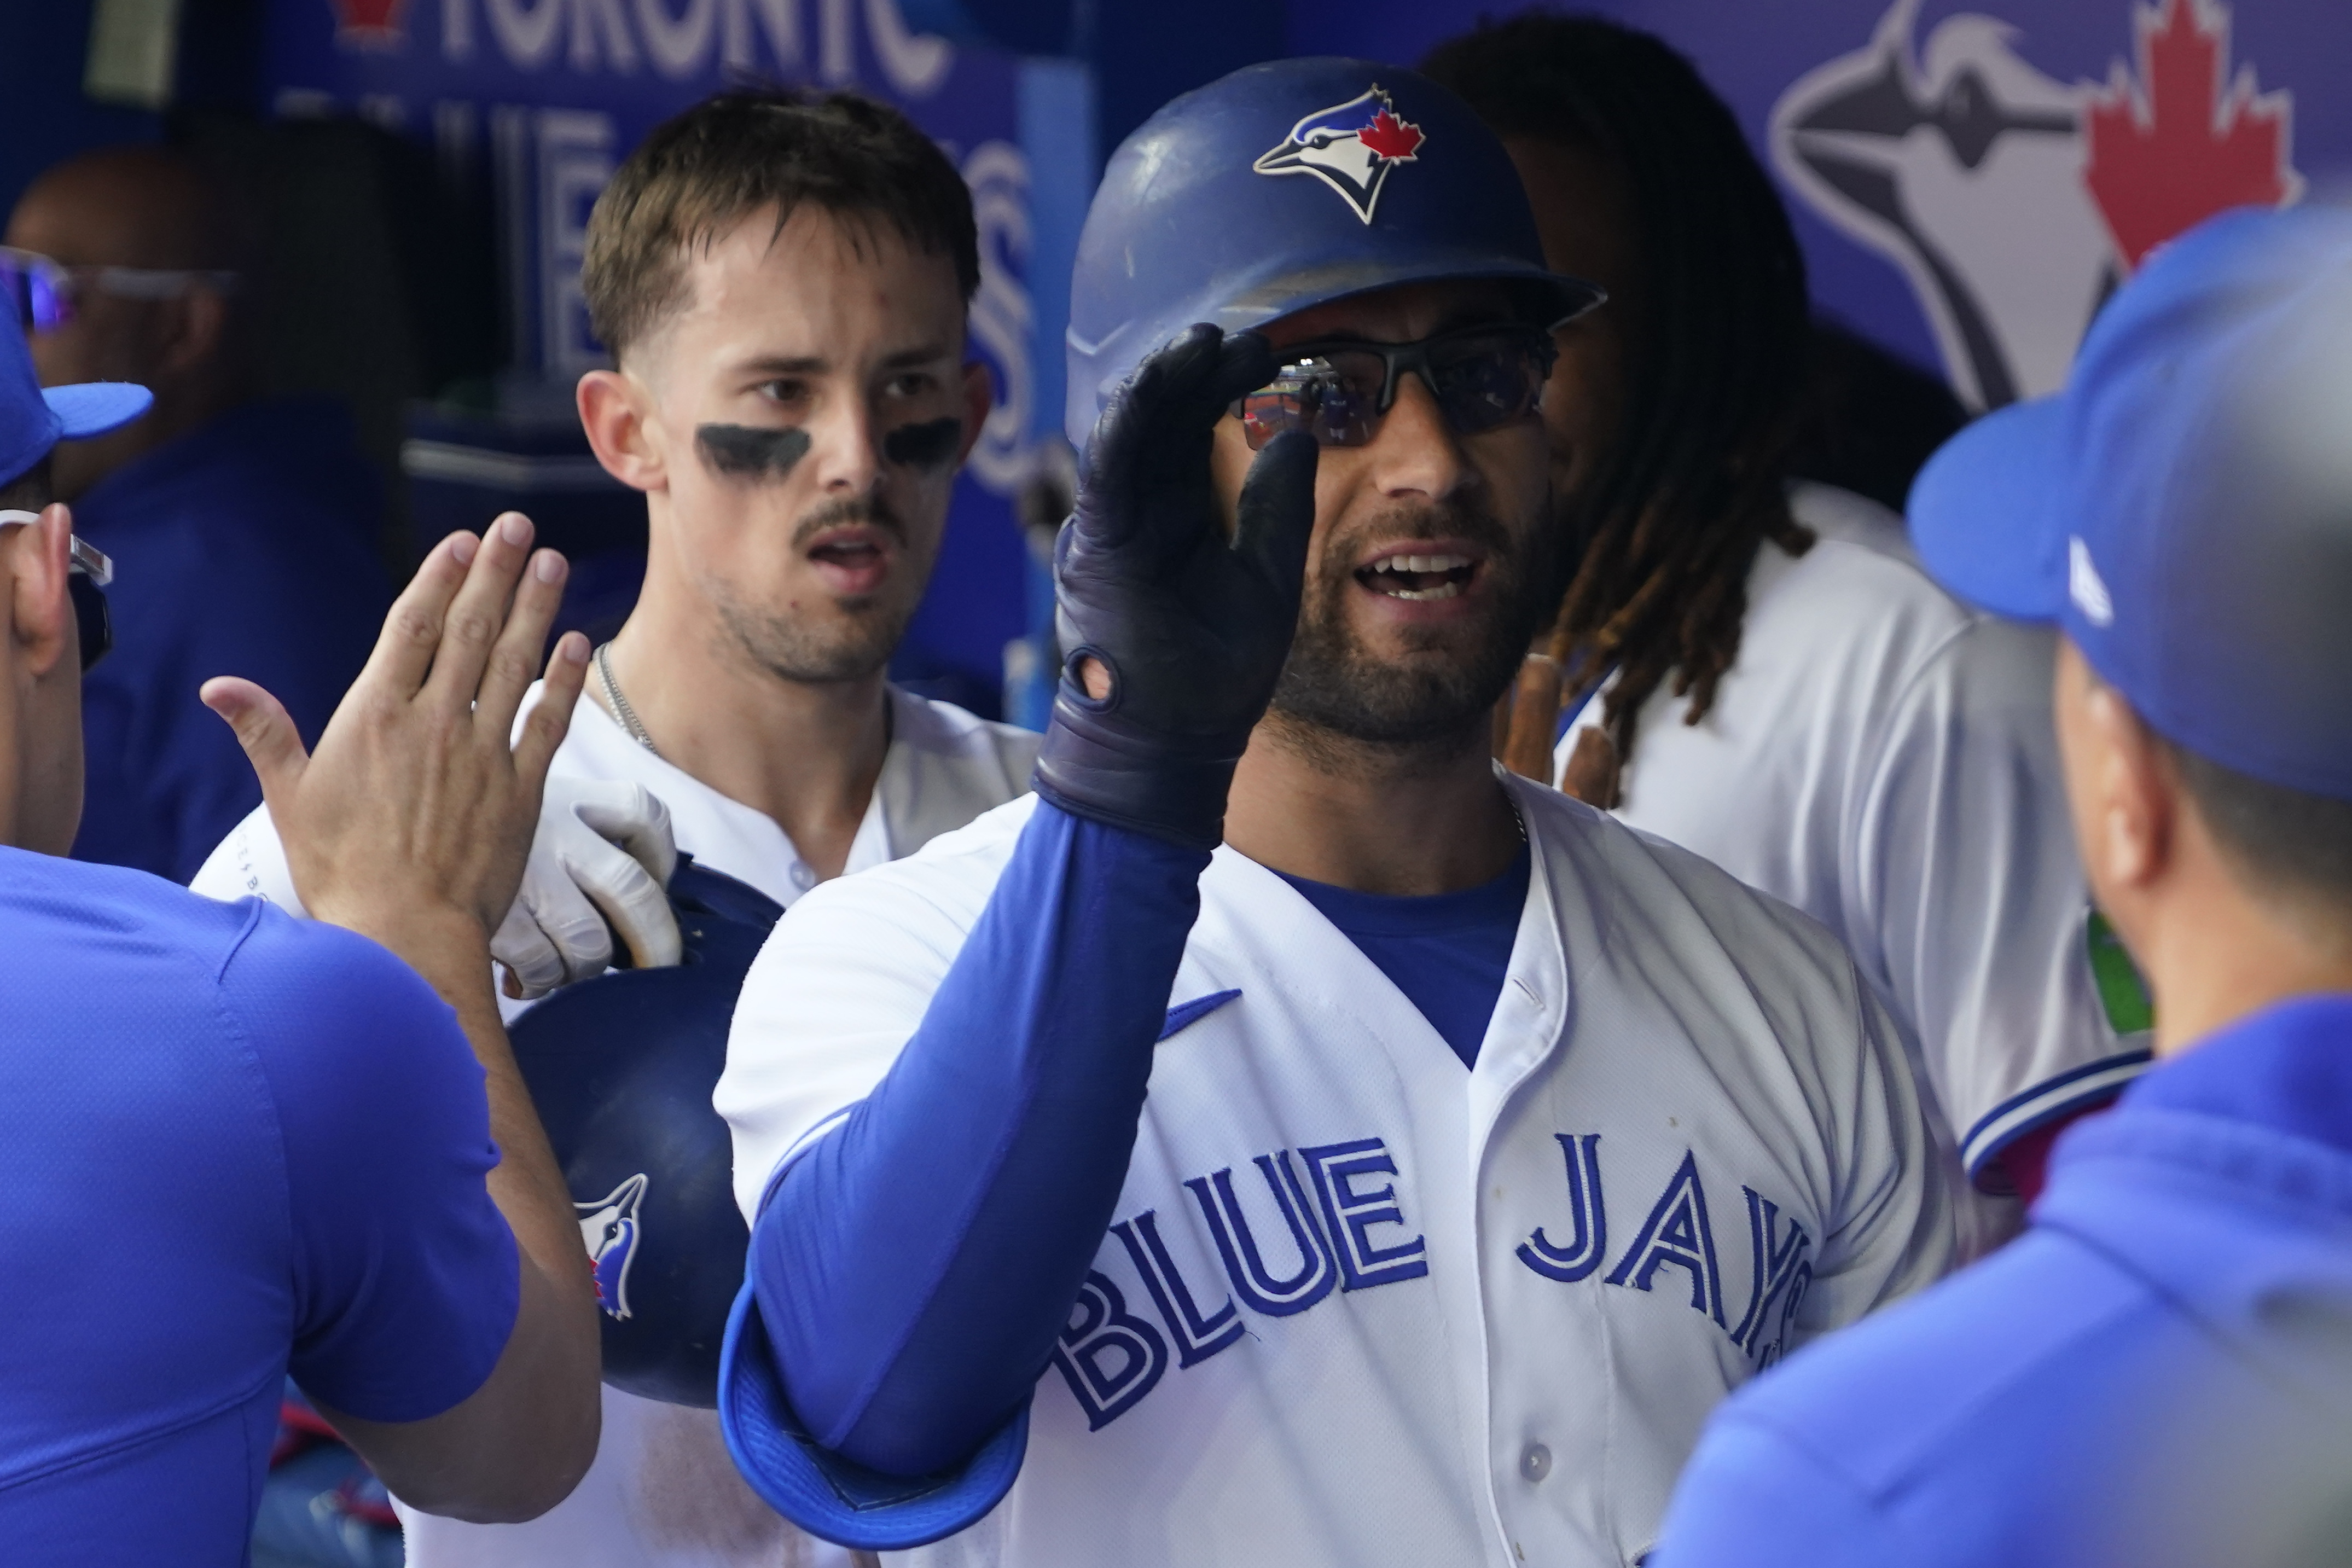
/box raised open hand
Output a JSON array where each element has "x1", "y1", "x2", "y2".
[{"x1": 201, "y1": 512, "x2": 589, "y2": 962}]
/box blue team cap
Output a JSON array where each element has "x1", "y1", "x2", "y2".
[
  {"x1": 0, "y1": 321, "x2": 153, "y2": 488},
  {"x1": 718, "y1": 1278, "x2": 1030, "y2": 1549},
  {"x1": 1909, "y1": 204, "x2": 2352, "y2": 802}
]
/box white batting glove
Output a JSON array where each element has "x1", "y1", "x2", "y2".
[
  {"x1": 190, "y1": 777, "x2": 684, "y2": 999},
  {"x1": 495, "y1": 776, "x2": 683, "y2": 999}
]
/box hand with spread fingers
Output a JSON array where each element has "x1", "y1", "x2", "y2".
[
  {"x1": 201, "y1": 513, "x2": 591, "y2": 969},
  {"x1": 1033, "y1": 324, "x2": 1320, "y2": 851},
  {"x1": 201, "y1": 511, "x2": 605, "y2": 1517}
]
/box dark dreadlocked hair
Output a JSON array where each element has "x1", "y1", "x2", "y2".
[{"x1": 1422, "y1": 14, "x2": 1815, "y2": 795}]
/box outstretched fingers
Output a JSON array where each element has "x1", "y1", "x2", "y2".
[
  {"x1": 1081, "y1": 326, "x2": 1230, "y2": 530},
  {"x1": 475, "y1": 545, "x2": 571, "y2": 737},
  {"x1": 361, "y1": 531, "x2": 477, "y2": 697},
  {"x1": 1231, "y1": 428, "x2": 1320, "y2": 613},
  {"x1": 513, "y1": 634, "x2": 592, "y2": 797},
  {"x1": 421, "y1": 513, "x2": 537, "y2": 715}
]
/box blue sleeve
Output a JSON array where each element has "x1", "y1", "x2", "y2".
[
  {"x1": 219, "y1": 908, "x2": 520, "y2": 1423},
  {"x1": 1651, "y1": 1411, "x2": 1907, "y2": 1568},
  {"x1": 751, "y1": 799, "x2": 1209, "y2": 1477}
]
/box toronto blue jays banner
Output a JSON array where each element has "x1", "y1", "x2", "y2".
[
  {"x1": 1291, "y1": 0, "x2": 2343, "y2": 413},
  {"x1": 264, "y1": 0, "x2": 1094, "y2": 713}
]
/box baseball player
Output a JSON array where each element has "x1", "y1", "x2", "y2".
[
  {"x1": 193, "y1": 89, "x2": 1037, "y2": 1568},
  {"x1": 0, "y1": 304, "x2": 600, "y2": 1555},
  {"x1": 713, "y1": 60, "x2": 1948, "y2": 1567},
  {"x1": 1657, "y1": 204, "x2": 2352, "y2": 1568},
  {"x1": 1422, "y1": 17, "x2": 2151, "y2": 1247}
]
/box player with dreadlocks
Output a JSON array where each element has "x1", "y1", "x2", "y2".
[{"x1": 1424, "y1": 14, "x2": 2151, "y2": 1254}]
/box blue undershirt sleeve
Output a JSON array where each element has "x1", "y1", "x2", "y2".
[{"x1": 750, "y1": 799, "x2": 1210, "y2": 1477}]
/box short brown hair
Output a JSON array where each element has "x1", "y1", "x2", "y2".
[
  {"x1": 0, "y1": 455, "x2": 52, "y2": 513},
  {"x1": 583, "y1": 88, "x2": 980, "y2": 367}
]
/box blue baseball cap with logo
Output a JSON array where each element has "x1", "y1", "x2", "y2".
[
  {"x1": 0, "y1": 319, "x2": 152, "y2": 487},
  {"x1": 1908, "y1": 204, "x2": 2352, "y2": 802}
]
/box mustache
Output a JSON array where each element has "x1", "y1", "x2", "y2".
[{"x1": 790, "y1": 495, "x2": 909, "y2": 551}]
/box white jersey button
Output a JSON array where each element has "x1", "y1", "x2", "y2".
[
  {"x1": 789, "y1": 861, "x2": 817, "y2": 891},
  {"x1": 1518, "y1": 1443, "x2": 1552, "y2": 1483}
]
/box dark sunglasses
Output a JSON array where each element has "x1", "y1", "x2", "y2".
[
  {"x1": 1235, "y1": 323, "x2": 1560, "y2": 451},
  {"x1": 0, "y1": 245, "x2": 239, "y2": 335},
  {"x1": 0, "y1": 509, "x2": 113, "y2": 670}
]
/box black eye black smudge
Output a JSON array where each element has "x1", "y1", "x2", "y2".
[
  {"x1": 696, "y1": 423, "x2": 811, "y2": 480},
  {"x1": 881, "y1": 417, "x2": 962, "y2": 473}
]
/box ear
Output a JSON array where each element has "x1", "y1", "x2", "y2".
[
  {"x1": 157, "y1": 285, "x2": 232, "y2": 378},
  {"x1": 578, "y1": 369, "x2": 669, "y2": 493},
  {"x1": 2057, "y1": 640, "x2": 2177, "y2": 897},
  {"x1": 8, "y1": 503, "x2": 77, "y2": 678},
  {"x1": 955, "y1": 359, "x2": 995, "y2": 466}
]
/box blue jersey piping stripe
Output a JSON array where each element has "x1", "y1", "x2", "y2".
[{"x1": 1960, "y1": 1048, "x2": 2155, "y2": 1177}]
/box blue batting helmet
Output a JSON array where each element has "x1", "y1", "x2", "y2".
[
  {"x1": 509, "y1": 856, "x2": 784, "y2": 1409},
  {"x1": 1065, "y1": 56, "x2": 1603, "y2": 450}
]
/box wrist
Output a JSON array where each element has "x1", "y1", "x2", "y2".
[
  {"x1": 1033, "y1": 698, "x2": 1245, "y2": 853},
  {"x1": 314, "y1": 901, "x2": 496, "y2": 997}
]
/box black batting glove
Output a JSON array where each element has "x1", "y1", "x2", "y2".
[{"x1": 1031, "y1": 324, "x2": 1320, "y2": 851}]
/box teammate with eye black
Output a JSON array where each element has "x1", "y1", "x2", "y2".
[
  {"x1": 194, "y1": 87, "x2": 1037, "y2": 1568},
  {"x1": 714, "y1": 59, "x2": 1948, "y2": 1568}
]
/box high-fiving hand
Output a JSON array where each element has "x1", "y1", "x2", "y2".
[
  {"x1": 1032, "y1": 325, "x2": 1319, "y2": 851},
  {"x1": 201, "y1": 512, "x2": 588, "y2": 967}
]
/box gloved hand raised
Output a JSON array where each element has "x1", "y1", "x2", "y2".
[{"x1": 1033, "y1": 324, "x2": 1319, "y2": 851}]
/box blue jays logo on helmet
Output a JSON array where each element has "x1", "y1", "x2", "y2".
[
  {"x1": 578, "y1": 1171, "x2": 649, "y2": 1322},
  {"x1": 1253, "y1": 85, "x2": 1428, "y2": 224}
]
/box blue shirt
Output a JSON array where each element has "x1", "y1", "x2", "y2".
[
  {"x1": 1277, "y1": 845, "x2": 1531, "y2": 1067},
  {"x1": 0, "y1": 850, "x2": 520, "y2": 1564},
  {"x1": 1654, "y1": 993, "x2": 2352, "y2": 1568},
  {"x1": 70, "y1": 398, "x2": 391, "y2": 884}
]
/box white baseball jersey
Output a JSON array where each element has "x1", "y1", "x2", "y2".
[
  {"x1": 1558, "y1": 483, "x2": 2150, "y2": 1227},
  {"x1": 718, "y1": 776, "x2": 1951, "y2": 1568},
  {"x1": 193, "y1": 684, "x2": 1038, "y2": 1568}
]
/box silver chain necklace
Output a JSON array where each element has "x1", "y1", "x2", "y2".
[{"x1": 595, "y1": 642, "x2": 660, "y2": 758}]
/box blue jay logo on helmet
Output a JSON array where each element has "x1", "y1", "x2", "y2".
[
  {"x1": 578, "y1": 1172, "x2": 649, "y2": 1321},
  {"x1": 1253, "y1": 86, "x2": 1428, "y2": 224}
]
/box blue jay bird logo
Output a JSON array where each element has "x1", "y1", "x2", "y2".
[
  {"x1": 577, "y1": 1172, "x2": 649, "y2": 1321},
  {"x1": 1254, "y1": 86, "x2": 1428, "y2": 224}
]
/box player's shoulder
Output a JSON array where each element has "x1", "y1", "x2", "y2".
[
  {"x1": 1520, "y1": 777, "x2": 1859, "y2": 984},
  {"x1": 766, "y1": 792, "x2": 1036, "y2": 950},
  {"x1": 3, "y1": 847, "x2": 456, "y2": 1102},
  {"x1": 880, "y1": 687, "x2": 1041, "y2": 855},
  {"x1": 886, "y1": 686, "x2": 1042, "y2": 772},
  {"x1": 1759, "y1": 483, "x2": 1981, "y2": 652},
  {"x1": 3, "y1": 845, "x2": 268, "y2": 978}
]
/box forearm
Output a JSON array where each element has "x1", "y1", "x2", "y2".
[{"x1": 753, "y1": 801, "x2": 1209, "y2": 1476}]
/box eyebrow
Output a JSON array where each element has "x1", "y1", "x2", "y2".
[{"x1": 731, "y1": 341, "x2": 957, "y2": 379}]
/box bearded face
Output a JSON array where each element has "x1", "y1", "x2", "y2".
[{"x1": 1268, "y1": 491, "x2": 1560, "y2": 755}]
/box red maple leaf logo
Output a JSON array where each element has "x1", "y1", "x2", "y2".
[
  {"x1": 330, "y1": 0, "x2": 407, "y2": 48},
  {"x1": 2083, "y1": 0, "x2": 2299, "y2": 271},
  {"x1": 1360, "y1": 108, "x2": 1426, "y2": 163}
]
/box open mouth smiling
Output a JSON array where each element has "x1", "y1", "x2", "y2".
[{"x1": 1357, "y1": 550, "x2": 1480, "y2": 601}]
